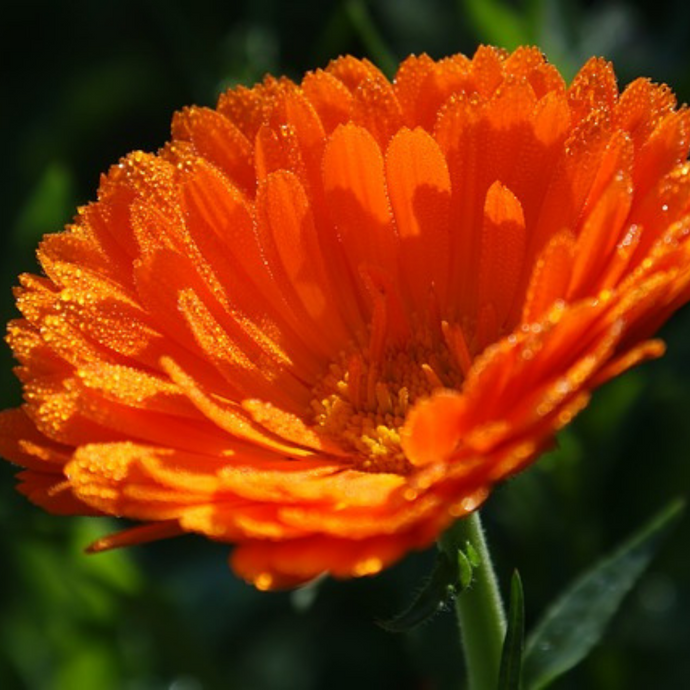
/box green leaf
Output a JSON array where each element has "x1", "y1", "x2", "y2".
[
  {"x1": 499, "y1": 571, "x2": 525, "y2": 690},
  {"x1": 466, "y1": 541, "x2": 482, "y2": 568},
  {"x1": 344, "y1": 0, "x2": 397, "y2": 78},
  {"x1": 379, "y1": 551, "x2": 459, "y2": 632},
  {"x1": 12, "y1": 163, "x2": 75, "y2": 251},
  {"x1": 461, "y1": 0, "x2": 531, "y2": 50},
  {"x1": 380, "y1": 528, "x2": 489, "y2": 633},
  {"x1": 523, "y1": 498, "x2": 685, "y2": 690},
  {"x1": 457, "y1": 547, "x2": 474, "y2": 589}
]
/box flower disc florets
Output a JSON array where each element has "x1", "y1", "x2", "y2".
[{"x1": 312, "y1": 326, "x2": 464, "y2": 474}]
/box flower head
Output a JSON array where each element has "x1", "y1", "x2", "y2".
[{"x1": 2, "y1": 46, "x2": 690, "y2": 589}]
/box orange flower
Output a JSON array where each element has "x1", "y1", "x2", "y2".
[{"x1": 2, "y1": 46, "x2": 690, "y2": 589}]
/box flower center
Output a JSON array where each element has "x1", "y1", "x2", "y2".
[{"x1": 310, "y1": 330, "x2": 464, "y2": 474}]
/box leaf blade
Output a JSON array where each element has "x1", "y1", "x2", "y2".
[
  {"x1": 523, "y1": 498, "x2": 685, "y2": 690},
  {"x1": 461, "y1": 0, "x2": 531, "y2": 49},
  {"x1": 498, "y1": 570, "x2": 525, "y2": 690}
]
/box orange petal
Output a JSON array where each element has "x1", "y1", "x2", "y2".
[
  {"x1": 216, "y1": 77, "x2": 283, "y2": 141},
  {"x1": 0, "y1": 408, "x2": 71, "y2": 470},
  {"x1": 567, "y1": 57, "x2": 618, "y2": 127},
  {"x1": 470, "y1": 45, "x2": 506, "y2": 98},
  {"x1": 301, "y1": 69, "x2": 353, "y2": 133},
  {"x1": 385, "y1": 127, "x2": 451, "y2": 311},
  {"x1": 231, "y1": 529, "x2": 432, "y2": 589},
  {"x1": 87, "y1": 521, "x2": 184, "y2": 552},
  {"x1": 504, "y1": 46, "x2": 565, "y2": 98},
  {"x1": 326, "y1": 55, "x2": 382, "y2": 92},
  {"x1": 569, "y1": 173, "x2": 633, "y2": 295},
  {"x1": 66, "y1": 442, "x2": 213, "y2": 519},
  {"x1": 394, "y1": 54, "x2": 472, "y2": 130},
  {"x1": 522, "y1": 229, "x2": 576, "y2": 323},
  {"x1": 634, "y1": 110, "x2": 690, "y2": 200},
  {"x1": 218, "y1": 463, "x2": 405, "y2": 508},
  {"x1": 435, "y1": 94, "x2": 484, "y2": 315},
  {"x1": 161, "y1": 356, "x2": 319, "y2": 457},
  {"x1": 255, "y1": 170, "x2": 353, "y2": 346},
  {"x1": 171, "y1": 106, "x2": 255, "y2": 196},
  {"x1": 478, "y1": 181, "x2": 527, "y2": 332},
  {"x1": 401, "y1": 391, "x2": 467, "y2": 467},
  {"x1": 322, "y1": 124, "x2": 398, "y2": 285},
  {"x1": 350, "y1": 72, "x2": 404, "y2": 149},
  {"x1": 17, "y1": 471, "x2": 99, "y2": 515}
]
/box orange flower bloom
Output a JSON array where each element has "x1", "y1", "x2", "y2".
[{"x1": 2, "y1": 46, "x2": 690, "y2": 589}]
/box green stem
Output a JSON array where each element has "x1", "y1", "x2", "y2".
[{"x1": 440, "y1": 511, "x2": 507, "y2": 690}]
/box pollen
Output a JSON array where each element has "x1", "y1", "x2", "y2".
[{"x1": 311, "y1": 329, "x2": 463, "y2": 474}]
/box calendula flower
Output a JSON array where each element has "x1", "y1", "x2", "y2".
[{"x1": 2, "y1": 46, "x2": 690, "y2": 590}]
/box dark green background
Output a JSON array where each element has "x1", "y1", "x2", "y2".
[{"x1": 2, "y1": 1, "x2": 689, "y2": 688}]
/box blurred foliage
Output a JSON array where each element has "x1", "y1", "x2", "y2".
[{"x1": 2, "y1": 1, "x2": 690, "y2": 688}]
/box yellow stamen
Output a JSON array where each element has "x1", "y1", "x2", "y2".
[{"x1": 310, "y1": 328, "x2": 463, "y2": 474}]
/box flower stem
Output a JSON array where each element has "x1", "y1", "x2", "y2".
[{"x1": 440, "y1": 511, "x2": 506, "y2": 690}]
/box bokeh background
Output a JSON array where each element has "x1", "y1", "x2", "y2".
[{"x1": 2, "y1": 1, "x2": 690, "y2": 688}]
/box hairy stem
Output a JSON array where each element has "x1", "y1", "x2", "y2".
[{"x1": 440, "y1": 511, "x2": 507, "y2": 690}]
